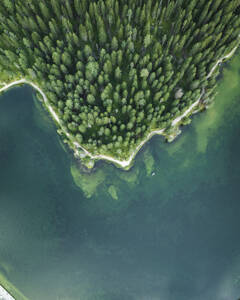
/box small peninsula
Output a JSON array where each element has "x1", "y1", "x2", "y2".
[{"x1": 0, "y1": 0, "x2": 240, "y2": 169}]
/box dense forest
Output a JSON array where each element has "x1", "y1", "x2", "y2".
[{"x1": 0, "y1": 0, "x2": 240, "y2": 159}]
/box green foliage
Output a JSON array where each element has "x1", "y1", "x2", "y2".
[{"x1": 0, "y1": 0, "x2": 239, "y2": 158}]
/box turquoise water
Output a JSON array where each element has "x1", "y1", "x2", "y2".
[{"x1": 0, "y1": 53, "x2": 240, "y2": 300}]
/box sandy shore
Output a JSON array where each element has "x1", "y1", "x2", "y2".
[{"x1": 0, "y1": 285, "x2": 15, "y2": 300}]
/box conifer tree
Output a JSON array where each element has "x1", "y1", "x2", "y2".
[{"x1": 0, "y1": 0, "x2": 239, "y2": 159}]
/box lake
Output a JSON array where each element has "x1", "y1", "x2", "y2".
[{"x1": 0, "y1": 52, "x2": 240, "y2": 300}]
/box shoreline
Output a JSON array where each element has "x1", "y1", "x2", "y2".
[
  {"x1": 0, "y1": 44, "x2": 238, "y2": 169},
  {"x1": 0, "y1": 285, "x2": 15, "y2": 300}
]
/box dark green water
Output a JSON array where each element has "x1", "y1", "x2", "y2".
[{"x1": 0, "y1": 53, "x2": 240, "y2": 300}]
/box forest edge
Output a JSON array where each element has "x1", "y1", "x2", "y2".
[{"x1": 0, "y1": 43, "x2": 239, "y2": 170}]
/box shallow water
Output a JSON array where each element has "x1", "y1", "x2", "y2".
[{"x1": 0, "y1": 53, "x2": 240, "y2": 300}]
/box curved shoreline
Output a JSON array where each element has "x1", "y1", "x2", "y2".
[{"x1": 0, "y1": 45, "x2": 238, "y2": 169}]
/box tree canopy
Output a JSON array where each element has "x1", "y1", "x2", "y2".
[{"x1": 0, "y1": 0, "x2": 240, "y2": 159}]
